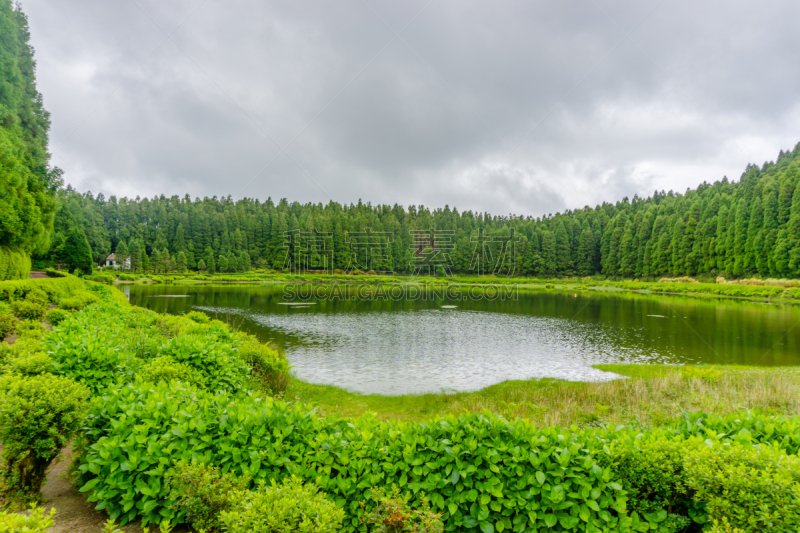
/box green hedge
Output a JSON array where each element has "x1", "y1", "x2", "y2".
[
  {"x1": 0, "y1": 274, "x2": 85, "y2": 303},
  {"x1": 0, "y1": 247, "x2": 30, "y2": 281},
  {"x1": 76, "y1": 381, "x2": 662, "y2": 532}
]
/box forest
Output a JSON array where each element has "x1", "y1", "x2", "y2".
[
  {"x1": 35, "y1": 142, "x2": 800, "y2": 279},
  {"x1": 0, "y1": 0, "x2": 59, "y2": 280}
]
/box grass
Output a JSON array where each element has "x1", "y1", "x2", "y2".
[{"x1": 286, "y1": 364, "x2": 800, "y2": 426}]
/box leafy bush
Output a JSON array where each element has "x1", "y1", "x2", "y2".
[
  {"x1": 166, "y1": 460, "x2": 250, "y2": 531},
  {"x1": 0, "y1": 313, "x2": 16, "y2": 339},
  {"x1": 0, "y1": 374, "x2": 90, "y2": 504},
  {"x1": 0, "y1": 275, "x2": 84, "y2": 304},
  {"x1": 185, "y1": 310, "x2": 209, "y2": 324},
  {"x1": 0, "y1": 506, "x2": 56, "y2": 532},
  {"x1": 5, "y1": 352, "x2": 53, "y2": 376},
  {"x1": 674, "y1": 410, "x2": 800, "y2": 455},
  {"x1": 15, "y1": 320, "x2": 47, "y2": 341},
  {"x1": 45, "y1": 308, "x2": 70, "y2": 327},
  {"x1": 47, "y1": 306, "x2": 136, "y2": 394},
  {"x1": 75, "y1": 381, "x2": 642, "y2": 530},
  {"x1": 600, "y1": 434, "x2": 694, "y2": 517},
  {"x1": 239, "y1": 339, "x2": 290, "y2": 395},
  {"x1": 57, "y1": 290, "x2": 99, "y2": 311},
  {"x1": 361, "y1": 486, "x2": 443, "y2": 533},
  {"x1": 140, "y1": 356, "x2": 204, "y2": 387},
  {"x1": 684, "y1": 441, "x2": 800, "y2": 532},
  {"x1": 156, "y1": 334, "x2": 249, "y2": 393},
  {"x1": 11, "y1": 300, "x2": 46, "y2": 321},
  {"x1": 220, "y1": 476, "x2": 344, "y2": 533}
]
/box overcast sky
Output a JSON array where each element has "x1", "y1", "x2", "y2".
[{"x1": 19, "y1": 0, "x2": 800, "y2": 216}]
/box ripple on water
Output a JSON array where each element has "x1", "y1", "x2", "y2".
[{"x1": 197, "y1": 307, "x2": 679, "y2": 395}]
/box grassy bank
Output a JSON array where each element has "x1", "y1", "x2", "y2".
[
  {"x1": 287, "y1": 364, "x2": 800, "y2": 426},
  {"x1": 106, "y1": 270, "x2": 800, "y2": 303}
]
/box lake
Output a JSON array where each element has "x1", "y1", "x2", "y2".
[{"x1": 123, "y1": 283, "x2": 800, "y2": 395}]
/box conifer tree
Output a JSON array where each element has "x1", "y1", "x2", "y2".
[
  {"x1": 733, "y1": 198, "x2": 749, "y2": 276},
  {"x1": 540, "y1": 231, "x2": 556, "y2": 276},
  {"x1": 554, "y1": 221, "x2": 572, "y2": 275},
  {"x1": 576, "y1": 226, "x2": 594, "y2": 276}
]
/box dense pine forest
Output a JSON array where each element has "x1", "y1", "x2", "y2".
[
  {"x1": 36, "y1": 142, "x2": 800, "y2": 279},
  {"x1": 0, "y1": 1, "x2": 59, "y2": 280}
]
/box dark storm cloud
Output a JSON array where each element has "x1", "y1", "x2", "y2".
[{"x1": 19, "y1": 0, "x2": 800, "y2": 215}]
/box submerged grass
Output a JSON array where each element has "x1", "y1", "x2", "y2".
[{"x1": 287, "y1": 364, "x2": 800, "y2": 426}]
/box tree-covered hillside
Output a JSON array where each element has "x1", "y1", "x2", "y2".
[
  {"x1": 0, "y1": 0, "x2": 59, "y2": 279},
  {"x1": 39, "y1": 143, "x2": 800, "y2": 279}
]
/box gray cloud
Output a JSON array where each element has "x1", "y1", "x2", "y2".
[{"x1": 20, "y1": 0, "x2": 800, "y2": 215}]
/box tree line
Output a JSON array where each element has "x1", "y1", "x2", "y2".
[
  {"x1": 35, "y1": 142, "x2": 800, "y2": 279},
  {"x1": 0, "y1": 1, "x2": 61, "y2": 279}
]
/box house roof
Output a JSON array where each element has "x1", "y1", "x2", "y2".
[{"x1": 106, "y1": 254, "x2": 116, "y2": 260}]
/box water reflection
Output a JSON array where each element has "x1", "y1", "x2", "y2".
[{"x1": 123, "y1": 284, "x2": 800, "y2": 394}]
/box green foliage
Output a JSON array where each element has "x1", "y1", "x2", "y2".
[
  {"x1": 220, "y1": 475, "x2": 344, "y2": 533},
  {"x1": 76, "y1": 381, "x2": 638, "y2": 530},
  {"x1": 185, "y1": 310, "x2": 209, "y2": 324},
  {"x1": 0, "y1": 275, "x2": 84, "y2": 304},
  {"x1": 11, "y1": 299, "x2": 45, "y2": 320},
  {"x1": 166, "y1": 460, "x2": 250, "y2": 531},
  {"x1": 0, "y1": 506, "x2": 56, "y2": 532},
  {"x1": 600, "y1": 434, "x2": 693, "y2": 517},
  {"x1": 0, "y1": 1, "x2": 57, "y2": 265},
  {"x1": 44, "y1": 308, "x2": 69, "y2": 326},
  {"x1": 14, "y1": 320, "x2": 46, "y2": 341},
  {"x1": 140, "y1": 356, "x2": 204, "y2": 387},
  {"x1": 684, "y1": 442, "x2": 800, "y2": 531},
  {"x1": 0, "y1": 312, "x2": 15, "y2": 339},
  {"x1": 156, "y1": 333, "x2": 249, "y2": 393},
  {"x1": 360, "y1": 486, "x2": 443, "y2": 533},
  {"x1": 5, "y1": 351, "x2": 52, "y2": 376},
  {"x1": 57, "y1": 290, "x2": 99, "y2": 310},
  {"x1": 239, "y1": 339, "x2": 290, "y2": 395},
  {"x1": 0, "y1": 247, "x2": 31, "y2": 281},
  {"x1": 0, "y1": 373, "x2": 89, "y2": 504}
]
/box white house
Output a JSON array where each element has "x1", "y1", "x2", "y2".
[{"x1": 104, "y1": 254, "x2": 131, "y2": 270}]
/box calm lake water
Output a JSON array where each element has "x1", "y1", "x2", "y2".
[{"x1": 123, "y1": 283, "x2": 800, "y2": 395}]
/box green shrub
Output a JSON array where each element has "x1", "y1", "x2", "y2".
[
  {"x1": 57, "y1": 291, "x2": 99, "y2": 311},
  {"x1": 11, "y1": 300, "x2": 46, "y2": 321},
  {"x1": 0, "y1": 374, "x2": 90, "y2": 505},
  {"x1": 140, "y1": 356, "x2": 204, "y2": 387},
  {"x1": 166, "y1": 460, "x2": 250, "y2": 531},
  {"x1": 45, "y1": 308, "x2": 70, "y2": 327},
  {"x1": 24, "y1": 289, "x2": 49, "y2": 306},
  {"x1": 75, "y1": 381, "x2": 639, "y2": 530},
  {"x1": 5, "y1": 352, "x2": 53, "y2": 376},
  {"x1": 0, "y1": 275, "x2": 84, "y2": 304},
  {"x1": 156, "y1": 334, "x2": 249, "y2": 393},
  {"x1": 220, "y1": 476, "x2": 344, "y2": 533},
  {"x1": 360, "y1": 486, "x2": 443, "y2": 533},
  {"x1": 15, "y1": 320, "x2": 47, "y2": 340},
  {"x1": 239, "y1": 339, "x2": 290, "y2": 395},
  {"x1": 684, "y1": 442, "x2": 800, "y2": 532},
  {"x1": 675, "y1": 410, "x2": 800, "y2": 455},
  {"x1": 0, "y1": 506, "x2": 56, "y2": 532},
  {"x1": 601, "y1": 434, "x2": 693, "y2": 516},
  {"x1": 185, "y1": 310, "x2": 209, "y2": 324},
  {"x1": 47, "y1": 305, "x2": 137, "y2": 394},
  {"x1": 0, "y1": 313, "x2": 16, "y2": 339}
]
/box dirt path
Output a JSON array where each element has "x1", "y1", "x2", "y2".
[{"x1": 40, "y1": 449, "x2": 190, "y2": 532}]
